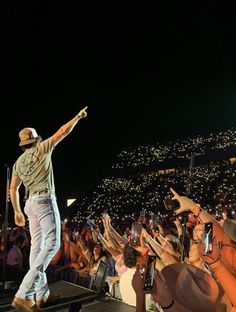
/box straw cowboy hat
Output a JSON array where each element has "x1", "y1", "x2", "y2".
[
  {"x1": 161, "y1": 263, "x2": 226, "y2": 312},
  {"x1": 223, "y1": 218, "x2": 236, "y2": 243}
]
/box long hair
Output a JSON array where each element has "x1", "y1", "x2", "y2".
[{"x1": 123, "y1": 244, "x2": 141, "y2": 268}]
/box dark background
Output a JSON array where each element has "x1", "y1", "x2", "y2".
[{"x1": 1, "y1": 2, "x2": 236, "y2": 220}]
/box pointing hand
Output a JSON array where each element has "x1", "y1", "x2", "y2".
[{"x1": 78, "y1": 106, "x2": 88, "y2": 119}]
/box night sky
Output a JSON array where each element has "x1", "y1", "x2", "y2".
[{"x1": 1, "y1": 2, "x2": 236, "y2": 218}]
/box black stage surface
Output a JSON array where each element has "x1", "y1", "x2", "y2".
[
  {"x1": 0, "y1": 280, "x2": 137, "y2": 312},
  {"x1": 82, "y1": 299, "x2": 136, "y2": 312},
  {"x1": 0, "y1": 280, "x2": 98, "y2": 312}
]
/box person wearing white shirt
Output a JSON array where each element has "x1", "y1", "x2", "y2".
[{"x1": 119, "y1": 244, "x2": 153, "y2": 309}]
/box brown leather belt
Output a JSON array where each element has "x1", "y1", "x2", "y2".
[{"x1": 29, "y1": 190, "x2": 49, "y2": 196}]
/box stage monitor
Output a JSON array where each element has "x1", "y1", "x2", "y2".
[{"x1": 90, "y1": 260, "x2": 108, "y2": 294}]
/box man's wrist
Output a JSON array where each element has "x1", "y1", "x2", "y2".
[{"x1": 76, "y1": 113, "x2": 82, "y2": 120}]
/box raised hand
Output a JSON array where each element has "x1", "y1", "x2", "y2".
[
  {"x1": 78, "y1": 106, "x2": 88, "y2": 119},
  {"x1": 170, "y1": 188, "x2": 200, "y2": 215}
]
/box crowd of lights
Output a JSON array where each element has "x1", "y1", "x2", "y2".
[
  {"x1": 72, "y1": 128, "x2": 236, "y2": 225},
  {"x1": 111, "y1": 128, "x2": 236, "y2": 169}
]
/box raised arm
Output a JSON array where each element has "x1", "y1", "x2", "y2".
[
  {"x1": 170, "y1": 188, "x2": 215, "y2": 224},
  {"x1": 101, "y1": 215, "x2": 122, "y2": 251},
  {"x1": 76, "y1": 235, "x2": 91, "y2": 262},
  {"x1": 198, "y1": 238, "x2": 236, "y2": 307},
  {"x1": 157, "y1": 234, "x2": 181, "y2": 258},
  {"x1": 97, "y1": 231, "x2": 121, "y2": 258},
  {"x1": 141, "y1": 228, "x2": 178, "y2": 266},
  {"x1": 141, "y1": 228, "x2": 164, "y2": 258},
  {"x1": 51, "y1": 106, "x2": 88, "y2": 146}
]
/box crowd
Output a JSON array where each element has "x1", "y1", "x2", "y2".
[
  {"x1": 69, "y1": 127, "x2": 236, "y2": 228},
  {"x1": 73, "y1": 159, "x2": 236, "y2": 227},
  {"x1": 111, "y1": 128, "x2": 236, "y2": 170},
  {"x1": 1, "y1": 190, "x2": 236, "y2": 311},
  {"x1": 1, "y1": 127, "x2": 236, "y2": 311}
]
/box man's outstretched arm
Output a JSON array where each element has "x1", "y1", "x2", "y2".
[{"x1": 52, "y1": 106, "x2": 88, "y2": 146}]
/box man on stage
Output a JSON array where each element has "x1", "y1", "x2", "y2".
[{"x1": 9, "y1": 106, "x2": 88, "y2": 312}]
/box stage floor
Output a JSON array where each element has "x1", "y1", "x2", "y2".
[
  {"x1": 82, "y1": 298, "x2": 136, "y2": 312},
  {"x1": 0, "y1": 280, "x2": 99, "y2": 312},
  {"x1": 0, "y1": 279, "x2": 137, "y2": 312}
]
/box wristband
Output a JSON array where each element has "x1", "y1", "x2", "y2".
[{"x1": 162, "y1": 299, "x2": 175, "y2": 309}]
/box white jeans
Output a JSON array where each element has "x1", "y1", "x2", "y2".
[{"x1": 16, "y1": 193, "x2": 61, "y2": 300}]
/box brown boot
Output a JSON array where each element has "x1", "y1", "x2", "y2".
[
  {"x1": 12, "y1": 297, "x2": 41, "y2": 312},
  {"x1": 36, "y1": 292, "x2": 60, "y2": 308}
]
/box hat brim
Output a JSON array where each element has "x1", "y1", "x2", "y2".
[
  {"x1": 19, "y1": 138, "x2": 38, "y2": 146},
  {"x1": 223, "y1": 218, "x2": 236, "y2": 242},
  {"x1": 161, "y1": 263, "x2": 222, "y2": 312}
]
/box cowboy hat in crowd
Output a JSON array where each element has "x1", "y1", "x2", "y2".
[{"x1": 160, "y1": 263, "x2": 226, "y2": 312}]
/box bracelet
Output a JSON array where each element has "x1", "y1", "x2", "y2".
[
  {"x1": 209, "y1": 257, "x2": 220, "y2": 265},
  {"x1": 162, "y1": 299, "x2": 175, "y2": 309}
]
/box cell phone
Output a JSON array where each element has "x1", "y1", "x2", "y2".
[
  {"x1": 163, "y1": 198, "x2": 180, "y2": 211},
  {"x1": 143, "y1": 255, "x2": 156, "y2": 290},
  {"x1": 73, "y1": 231, "x2": 79, "y2": 239},
  {"x1": 203, "y1": 222, "x2": 213, "y2": 255},
  {"x1": 140, "y1": 208, "x2": 146, "y2": 217},
  {"x1": 86, "y1": 217, "x2": 97, "y2": 230},
  {"x1": 101, "y1": 209, "x2": 108, "y2": 216},
  {"x1": 129, "y1": 223, "x2": 142, "y2": 247}
]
